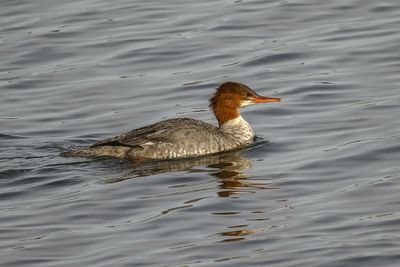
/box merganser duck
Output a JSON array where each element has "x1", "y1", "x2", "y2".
[{"x1": 64, "y1": 82, "x2": 281, "y2": 160}]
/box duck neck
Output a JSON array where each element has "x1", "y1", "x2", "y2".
[
  {"x1": 214, "y1": 106, "x2": 240, "y2": 127},
  {"x1": 210, "y1": 100, "x2": 254, "y2": 144},
  {"x1": 219, "y1": 115, "x2": 254, "y2": 144},
  {"x1": 210, "y1": 97, "x2": 254, "y2": 139},
  {"x1": 219, "y1": 115, "x2": 250, "y2": 130}
]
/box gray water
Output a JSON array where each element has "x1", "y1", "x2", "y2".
[{"x1": 1, "y1": 0, "x2": 400, "y2": 266}]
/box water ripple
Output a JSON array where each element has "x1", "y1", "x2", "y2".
[{"x1": 1, "y1": 0, "x2": 400, "y2": 266}]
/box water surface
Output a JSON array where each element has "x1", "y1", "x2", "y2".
[{"x1": 1, "y1": 0, "x2": 400, "y2": 266}]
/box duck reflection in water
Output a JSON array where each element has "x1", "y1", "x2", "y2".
[
  {"x1": 102, "y1": 144, "x2": 274, "y2": 191},
  {"x1": 99, "y1": 143, "x2": 280, "y2": 244},
  {"x1": 207, "y1": 157, "x2": 277, "y2": 198},
  {"x1": 101, "y1": 149, "x2": 251, "y2": 183}
]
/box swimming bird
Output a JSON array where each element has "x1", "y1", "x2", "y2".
[{"x1": 64, "y1": 82, "x2": 281, "y2": 160}]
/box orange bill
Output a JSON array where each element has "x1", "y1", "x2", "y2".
[{"x1": 253, "y1": 95, "x2": 281, "y2": 103}]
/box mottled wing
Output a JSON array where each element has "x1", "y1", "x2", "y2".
[{"x1": 90, "y1": 118, "x2": 218, "y2": 148}]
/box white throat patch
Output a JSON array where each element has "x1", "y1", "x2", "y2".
[
  {"x1": 240, "y1": 99, "x2": 254, "y2": 107},
  {"x1": 221, "y1": 115, "x2": 246, "y2": 127}
]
